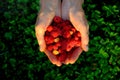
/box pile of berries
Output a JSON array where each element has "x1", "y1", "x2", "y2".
[{"x1": 44, "y1": 16, "x2": 81, "y2": 63}]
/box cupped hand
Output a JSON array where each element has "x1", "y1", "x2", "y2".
[
  {"x1": 35, "y1": 0, "x2": 62, "y2": 66},
  {"x1": 62, "y1": 0, "x2": 89, "y2": 64}
]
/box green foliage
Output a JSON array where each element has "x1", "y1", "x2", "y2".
[{"x1": 0, "y1": 0, "x2": 120, "y2": 80}]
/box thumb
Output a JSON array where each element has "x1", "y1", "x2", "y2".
[
  {"x1": 35, "y1": 12, "x2": 55, "y2": 52},
  {"x1": 35, "y1": 25, "x2": 46, "y2": 52}
]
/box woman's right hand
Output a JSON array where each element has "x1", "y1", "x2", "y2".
[{"x1": 35, "y1": 0, "x2": 62, "y2": 66}]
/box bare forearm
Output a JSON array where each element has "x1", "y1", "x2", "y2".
[
  {"x1": 40, "y1": 0, "x2": 61, "y2": 16},
  {"x1": 62, "y1": 0, "x2": 84, "y2": 19}
]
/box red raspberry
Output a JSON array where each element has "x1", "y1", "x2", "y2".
[
  {"x1": 53, "y1": 44, "x2": 59, "y2": 50},
  {"x1": 66, "y1": 45, "x2": 72, "y2": 52},
  {"x1": 47, "y1": 26, "x2": 53, "y2": 32},
  {"x1": 51, "y1": 31, "x2": 60, "y2": 38},
  {"x1": 63, "y1": 31, "x2": 71, "y2": 38},
  {"x1": 71, "y1": 28, "x2": 76, "y2": 33},
  {"x1": 66, "y1": 39, "x2": 76, "y2": 51},
  {"x1": 76, "y1": 31, "x2": 81, "y2": 37},
  {"x1": 75, "y1": 40, "x2": 81, "y2": 47},
  {"x1": 56, "y1": 42, "x2": 61, "y2": 47},
  {"x1": 47, "y1": 45, "x2": 54, "y2": 51},
  {"x1": 73, "y1": 31, "x2": 81, "y2": 40},
  {"x1": 53, "y1": 16, "x2": 62, "y2": 23},
  {"x1": 45, "y1": 36, "x2": 54, "y2": 44}
]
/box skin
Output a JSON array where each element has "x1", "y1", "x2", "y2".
[
  {"x1": 62, "y1": 0, "x2": 89, "y2": 64},
  {"x1": 35, "y1": 0, "x2": 89, "y2": 66}
]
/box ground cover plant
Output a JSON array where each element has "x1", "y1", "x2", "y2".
[{"x1": 0, "y1": 0, "x2": 120, "y2": 80}]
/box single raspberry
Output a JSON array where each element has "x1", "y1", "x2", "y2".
[
  {"x1": 74, "y1": 36, "x2": 79, "y2": 40},
  {"x1": 56, "y1": 42, "x2": 61, "y2": 47},
  {"x1": 53, "y1": 45, "x2": 59, "y2": 50},
  {"x1": 66, "y1": 45, "x2": 73, "y2": 52},
  {"x1": 66, "y1": 39, "x2": 76, "y2": 51},
  {"x1": 45, "y1": 36, "x2": 54, "y2": 44},
  {"x1": 75, "y1": 40, "x2": 81, "y2": 47},
  {"x1": 47, "y1": 26, "x2": 53, "y2": 32},
  {"x1": 77, "y1": 31, "x2": 81, "y2": 37},
  {"x1": 53, "y1": 16, "x2": 62, "y2": 23},
  {"x1": 73, "y1": 31, "x2": 81, "y2": 40},
  {"x1": 51, "y1": 31, "x2": 60, "y2": 38},
  {"x1": 63, "y1": 31, "x2": 71, "y2": 38},
  {"x1": 47, "y1": 45, "x2": 54, "y2": 51},
  {"x1": 71, "y1": 28, "x2": 76, "y2": 33}
]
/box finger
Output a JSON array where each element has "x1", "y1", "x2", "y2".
[
  {"x1": 69, "y1": 10, "x2": 89, "y2": 51},
  {"x1": 35, "y1": 24, "x2": 46, "y2": 52},
  {"x1": 64, "y1": 57, "x2": 69, "y2": 65},
  {"x1": 35, "y1": 11, "x2": 55, "y2": 51},
  {"x1": 65, "y1": 47, "x2": 82, "y2": 64},
  {"x1": 44, "y1": 50, "x2": 62, "y2": 66},
  {"x1": 81, "y1": 33, "x2": 89, "y2": 52}
]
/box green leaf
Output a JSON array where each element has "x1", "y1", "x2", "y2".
[
  {"x1": 9, "y1": 58, "x2": 16, "y2": 67},
  {"x1": 0, "y1": 41, "x2": 5, "y2": 51},
  {"x1": 4, "y1": 32, "x2": 13, "y2": 40},
  {"x1": 28, "y1": 64, "x2": 34, "y2": 70},
  {"x1": 64, "y1": 77, "x2": 69, "y2": 80},
  {"x1": 99, "y1": 48, "x2": 109, "y2": 58}
]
